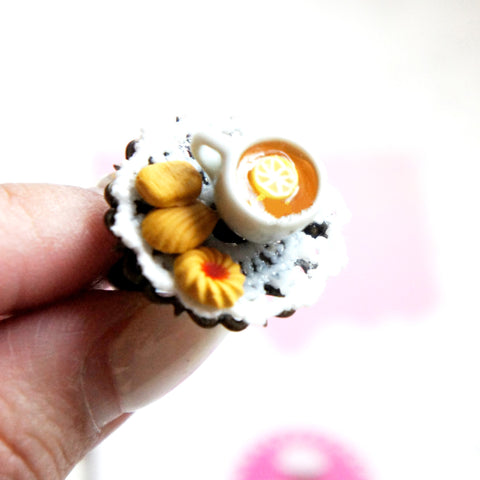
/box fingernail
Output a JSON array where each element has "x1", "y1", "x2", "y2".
[{"x1": 82, "y1": 303, "x2": 226, "y2": 430}]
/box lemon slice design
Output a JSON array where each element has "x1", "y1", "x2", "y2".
[{"x1": 251, "y1": 154, "x2": 299, "y2": 201}]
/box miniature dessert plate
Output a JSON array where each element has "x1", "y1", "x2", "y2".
[{"x1": 103, "y1": 117, "x2": 349, "y2": 331}]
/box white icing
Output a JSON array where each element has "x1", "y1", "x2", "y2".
[{"x1": 108, "y1": 117, "x2": 349, "y2": 326}]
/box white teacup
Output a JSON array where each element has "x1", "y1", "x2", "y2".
[{"x1": 191, "y1": 131, "x2": 324, "y2": 244}]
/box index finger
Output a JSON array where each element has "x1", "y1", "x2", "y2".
[{"x1": 0, "y1": 183, "x2": 117, "y2": 314}]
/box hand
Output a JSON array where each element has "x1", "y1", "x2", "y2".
[{"x1": 0, "y1": 184, "x2": 225, "y2": 479}]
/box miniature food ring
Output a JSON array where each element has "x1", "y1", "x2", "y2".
[{"x1": 104, "y1": 117, "x2": 349, "y2": 331}]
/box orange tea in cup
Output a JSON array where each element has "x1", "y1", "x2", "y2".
[
  {"x1": 237, "y1": 140, "x2": 319, "y2": 218},
  {"x1": 192, "y1": 132, "x2": 323, "y2": 243}
]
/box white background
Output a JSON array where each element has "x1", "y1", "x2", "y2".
[{"x1": 1, "y1": 0, "x2": 480, "y2": 478}]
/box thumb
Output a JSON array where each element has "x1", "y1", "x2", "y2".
[{"x1": 0, "y1": 290, "x2": 225, "y2": 479}]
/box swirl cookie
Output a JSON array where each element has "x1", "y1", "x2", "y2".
[{"x1": 104, "y1": 117, "x2": 349, "y2": 331}]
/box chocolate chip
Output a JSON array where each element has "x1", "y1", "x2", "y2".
[
  {"x1": 295, "y1": 259, "x2": 318, "y2": 273},
  {"x1": 125, "y1": 140, "x2": 137, "y2": 159},
  {"x1": 258, "y1": 241, "x2": 285, "y2": 265},
  {"x1": 212, "y1": 219, "x2": 247, "y2": 244},
  {"x1": 259, "y1": 252, "x2": 274, "y2": 266},
  {"x1": 276, "y1": 309, "x2": 296, "y2": 318},
  {"x1": 264, "y1": 284, "x2": 284, "y2": 297},
  {"x1": 303, "y1": 222, "x2": 329, "y2": 238}
]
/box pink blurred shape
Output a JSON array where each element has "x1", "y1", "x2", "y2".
[
  {"x1": 234, "y1": 430, "x2": 369, "y2": 480},
  {"x1": 267, "y1": 156, "x2": 438, "y2": 351}
]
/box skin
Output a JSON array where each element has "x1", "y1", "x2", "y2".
[{"x1": 0, "y1": 184, "x2": 222, "y2": 479}]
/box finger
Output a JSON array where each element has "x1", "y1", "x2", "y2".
[
  {"x1": 0, "y1": 183, "x2": 117, "y2": 314},
  {"x1": 0, "y1": 290, "x2": 225, "y2": 479}
]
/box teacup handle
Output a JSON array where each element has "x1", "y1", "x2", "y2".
[{"x1": 190, "y1": 133, "x2": 229, "y2": 182}]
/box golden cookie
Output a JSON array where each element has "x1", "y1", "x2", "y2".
[
  {"x1": 174, "y1": 247, "x2": 245, "y2": 308},
  {"x1": 141, "y1": 202, "x2": 218, "y2": 254},
  {"x1": 136, "y1": 161, "x2": 202, "y2": 207}
]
